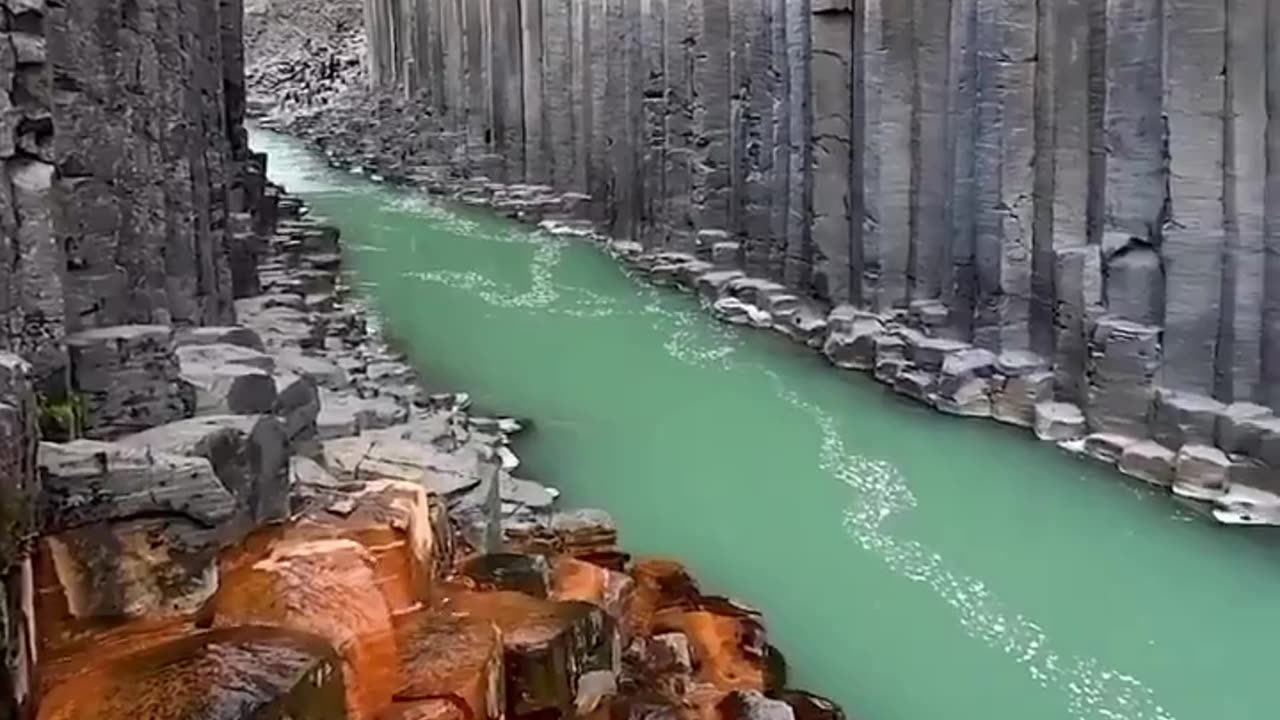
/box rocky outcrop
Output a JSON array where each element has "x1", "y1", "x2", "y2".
[{"x1": 1, "y1": 0, "x2": 266, "y2": 387}]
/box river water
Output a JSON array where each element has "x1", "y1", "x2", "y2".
[{"x1": 254, "y1": 128, "x2": 1280, "y2": 720}]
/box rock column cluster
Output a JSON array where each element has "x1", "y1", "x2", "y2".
[
  {"x1": 0, "y1": 0, "x2": 270, "y2": 713},
  {"x1": 1, "y1": 0, "x2": 263, "y2": 378},
  {"x1": 291, "y1": 0, "x2": 1280, "y2": 515}
]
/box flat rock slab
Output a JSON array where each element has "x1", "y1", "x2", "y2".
[
  {"x1": 177, "y1": 343, "x2": 276, "y2": 372},
  {"x1": 39, "y1": 440, "x2": 235, "y2": 532},
  {"x1": 120, "y1": 415, "x2": 291, "y2": 526},
  {"x1": 181, "y1": 362, "x2": 278, "y2": 416},
  {"x1": 174, "y1": 326, "x2": 266, "y2": 351},
  {"x1": 322, "y1": 435, "x2": 482, "y2": 496},
  {"x1": 317, "y1": 390, "x2": 407, "y2": 439},
  {"x1": 277, "y1": 349, "x2": 351, "y2": 390}
]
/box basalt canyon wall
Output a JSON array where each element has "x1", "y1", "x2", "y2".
[
  {"x1": 288, "y1": 0, "x2": 1280, "y2": 502},
  {"x1": 0, "y1": 0, "x2": 271, "y2": 715}
]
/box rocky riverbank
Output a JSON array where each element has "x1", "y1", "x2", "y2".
[
  {"x1": 24, "y1": 178, "x2": 846, "y2": 720},
  {"x1": 244, "y1": 0, "x2": 1280, "y2": 527}
]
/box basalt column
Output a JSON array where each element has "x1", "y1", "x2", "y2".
[
  {"x1": 1162, "y1": 0, "x2": 1226, "y2": 396},
  {"x1": 691, "y1": 0, "x2": 731, "y2": 241},
  {"x1": 2, "y1": 2, "x2": 62, "y2": 373},
  {"x1": 1266, "y1": 0, "x2": 1280, "y2": 409},
  {"x1": 809, "y1": 2, "x2": 854, "y2": 302},
  {"x1": 1220, "y1": 0, "x2": 1268, "y2": 402},
  {"x1": 661, "y1": 0, "x2": 694, "y2": 250},
  {"x1": 732, "y1": 0, "x2": 776, "y2": 276},
  {"x1": 972, "y1": 0, "x2": 1036, "y2": 352},
  {"x1": 782, "y1": 0, "x2": 811, "y2": 288},
  {"x1": 488, "y1": 0, "x2": 525, "y2": 183}
]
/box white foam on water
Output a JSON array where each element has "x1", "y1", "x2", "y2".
[{"x1": 767, "y1": 377, "x2": 1176, "y2": 720}]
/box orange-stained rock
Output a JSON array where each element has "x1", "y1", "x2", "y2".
[
  {"x1": 212, "y1": 537, "x2": 395, "y2": 720},
  {"x1": 38, "y1": 626, "x2": 346, "y2": 720},
  {"x1": 652, "y1": 598, "x2": 768, "y2": 692},
  {"x1": 391, "y1": 610, "x2": 504, "y2": 720},
  {"x1": 441, "y1": 588, "x2": 618, "y2": 718},
  {"x1": 628, "y1": 559, "x2": 701, "y2": 636},
  {"x1": 289, "y1": 479, "x2": 442, "y2": 613},
  {"x1": 551, "y1": 556, "x2": 635, "y2": 632},
  {"x1": 378, "y1": 698, "x2": 467, "y2": 720},
  {"x1": 33, "y1": 518, "x2": 220, "y2": 655}
]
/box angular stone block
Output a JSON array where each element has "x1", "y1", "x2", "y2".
[
  {"x1": 1119, "y1": 440, "x2": 1177, "y2": 486},
  {"x1": 120, "y1": 414, "x2": 291, "y2": 527},
  {"x1": 1034, "y1": 402, "x2": 1086, "y2": 442}
]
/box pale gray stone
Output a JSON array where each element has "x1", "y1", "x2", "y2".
[
  {"x1": 38, "y1": 440, "x2": 236, "y2": 533},
  {"x1": 1119, "y1": 441, "x2": 1177, "y2": 487},
  {"x1": 1034, "y1": 402, "x2": 1087, "y2": 442}
]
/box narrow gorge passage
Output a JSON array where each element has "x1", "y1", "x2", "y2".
[{"x1": 256, "y1": 128, "x2": 1280, "y2": 720}]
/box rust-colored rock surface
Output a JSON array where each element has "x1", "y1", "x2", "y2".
[
  {"x1": 443, "y1": 588, "x2": 618, "y2": 718},
  {"x1": 38, "y1": 626, "x2": 345, "y2": 720},
  {"x1": 653, "y1": 599, "x2": 769, "y2": 692},
  {"x1": 392, "y1": 610, "x2": 504, "y2": 720},
  {"x1": 212, "y1": 537, "x2": 395, "y2": 720},
  {"x1": 290, "y1": 479, "x2": 442, "y2": 613},
  {"x1": 552, "y1": 556, "x2": 635, "y2": 633}
]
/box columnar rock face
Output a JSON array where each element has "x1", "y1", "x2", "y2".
[
  {"x1": 343, "y1": 0, "x2": 1280, "y2": 448},
  {"x1": 0, "y1": 0, "x2": 260, "y2": 382}
]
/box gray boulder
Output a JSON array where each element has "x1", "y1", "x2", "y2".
[
  {"x1": 1034, "y1": 402, "x2": 1087, "y2": 442},
  {"x1": 274, "y1": 371, "x2": 321, "y2": 443},
  {"x1": 1215, "y1": 403, "x2": 1273, "y2": 454},
  {"x1": 821, "y1": 310, "x2": 884, "y2": 371},
  {"x1": 174, "y1": 326, "x2": 265, "y2": 351},
  {"x1": 1082, "y1": 433, "x2": 1138, "y2": 465},
  {"x1": 275, "y1": 348, "x2": 351, "y2": 390},
  {"x1": 991, "y1": 371, "x2": 1054, "y2": 428},
  {"x1": 181, "y1": 361, "x2": 278, "y2": 416},
  {"x1": 120, "y1": 415, "x2": 291, "y2": 526},
  {"x1": 695, "y1": 270, "x2": 746, "y2": 302},
  {"x1": 933, "y1": 378, "x2": 992, "y2": 418},
  {"x1": 177, "y1": 343, "x2": 275, "y2": 372},
  {"x1": 1174, "y1": 444, "x2": 1232, "y2": 497},
  {"x1": 907, "y1": 336, "x2": 969, "y2": 372},
  {"x1": 1150, "y1": 389, "x2": 1223, "y2": 449},
  {"x1": 1084, "y1": 318, "x2": 1160, "y2": 437},
  {"x1": 1118, "y1": 441, "x2": 1177, "y2": 486},
  {"x1": 38, "y1": 440, "x2": 236, "y2": 533},
  {"x1": 316, "y1": 389, "x2": 407, "y2": 439}
]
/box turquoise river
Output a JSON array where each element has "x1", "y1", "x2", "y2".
[{"x1": 254, "y1": 128, "x2": 1279, "y2": 720}]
